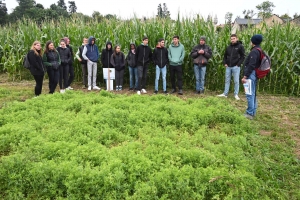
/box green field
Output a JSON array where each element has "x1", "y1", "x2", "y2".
[{"x1": 0, "y1": 79, "x2": 299, "y2": 199}]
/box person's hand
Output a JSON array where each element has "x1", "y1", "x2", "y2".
[
  {"x1": 78, "y1": 58, "x2": 82, "y2": 62},
  {"x1": 225, "y1": 64, "x2": 228, "y2": 67},
  {"x1": 241, "y1": 77, "x2": 247, "y2": 84},
  {"x1": 198, "y1": 49, "x2": 204, "y2": 54}
]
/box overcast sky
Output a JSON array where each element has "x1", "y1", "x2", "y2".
[{"x1": 6, "y1": 0, "x2": 300, "y2": 24}]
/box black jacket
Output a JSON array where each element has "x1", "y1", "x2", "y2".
[
  {"x1": 28, "y1": 50, "x2": 45, "y2": 76},
  {"x1": 243, "y1": 45, "x2": 261, "y2": 77},
  {"x1": 110, "y1": 52, "x2": 125, "y2": 71},
  {"x1": 190, "y1": 44, "x2": 212, "y2": 67},
  {"x1": 135, "y1": 44, "x2": 152, "y2": 67},
  {"x1": 153, "y1": 46, "x2": 169, "y2": 68},
  {"x1": 57, "y1": 47, "x2": 71, "y2": 66},
  {"x1": 101, "y1": 42, "x2": 114, "y2": 68},
  {"x1": 223, "y1": 41, "x2": 245, "y2": 67},
  {"x1": 66, "y1": 44, "x2": 74, "y2": 65},
  {"x1": 126, "y1": 43, "x2": 137, "y2": 67}
]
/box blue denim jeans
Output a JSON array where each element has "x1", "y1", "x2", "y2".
[
  {"x1": 194, "y1": 65, "x2": 206, "y2": 91},
  {"x1": 246, "y1": 70, "x2": 257, "y2": 116},
  {"x1": 128, "y1": 66, "x2": 138, "y2": 89},
  {"x1": 155, "y1": 65, "x2": 167, "y2": 91},
  {"x1": 224, "y1": 66, "x2": 240, "y2": 95}
]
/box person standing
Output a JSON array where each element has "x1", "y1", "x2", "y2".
[
  {"x1": 82, "y1": 36, "x2": 101, "y2": 91},
  {"x1": 43, "y1": 40, "x2": 60, "y2": 94},
  {"x1": 110, "y1": 45, "x2": 125, "y2": 91},
  {"x1": 153, "y1": 38, "x2": 168, "y2": 94},
  {"x1": 136, "y1": 37, "x2": 152, "y2": 95},
  {"x1": 242, "y1": 34, "x2": 263, "y2": 120},
  {"x1": 75, "y1": 38, "x2": 88, "y2": 88},
  {"x1": 57, "y1": 39, "x2": 71, "y2": 93},
  {"x1": 64, "y1": 37, "x2": 74, "y2": 90},
  {"x1": 126, "y1": 43, "x2": 138, "y2": 91},
  {"x1": 101, "y1": 41, "x2": 114, "y2": 88},
  {"x1": 27, "y1": 41, "x2": 45, "y2": 96},
  {"x1": 190, "y1": 36, "x2": 212, "y2": 94},
  {"x1": 218, "y1": 34, "x2": 245, "y2": 100},
  {"x1": 168, "y1": 35, "x2": 185, "y2": 95}
]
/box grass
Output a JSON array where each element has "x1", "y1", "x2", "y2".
[{"x1": 0, "y1": 74, "x2": 300, "y2": 199}]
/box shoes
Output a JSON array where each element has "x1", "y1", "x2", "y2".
[
  {"x1": 200, "y1": 89, "x2": 205, "y2": 94},
  {"x1": 60, "y1": 89, "x2": 65, "y2": 94},
  {"x1": 93, "y1": 86, "x2": 101, "y2": 90},
  {"x1": 129, "y1": 88, "x2": 133, "y2": 91},
  {"x1": 217, "y1": 93, "x2": 227, "y2": 98},
  {"x1": 195, "y1": 91, "x2": 200, "y2": 94},
  {"x1": 116, "y1": 86, "x2": 119, "y2": 91},
  {"x1": 171, "y1": 89, "x2": 176, "y2": 93},
  {"x1": 137, "y1": 90, "x2": 141, "y2": 95},
  {"x1": 88, "y1": 86, "x2": 91, "y2": 91},
  {"x1": 244, "y1": 113, "x2": 254, "y2": 120},
  {"x1": 141, "y1": 89, "x2": 147, "y2": 94},
  {"x1": 67, "y1": 86, "x2": 74, "y2": 90},
  {"x1": 234, "y1": 95, "x2": 240, "y2": 100},
  {"x1": 119, "y1": 86, "x2": 123, "y2": 91},
  {"x1": 164, "y1": 91, "x2": 168, "y2": 94},
  {"x1": 178, "y1": 89, "x2": 183, "y2": 95},
  {"x1": 154, "y1": 90, "x2": 158, "y2": 94}
]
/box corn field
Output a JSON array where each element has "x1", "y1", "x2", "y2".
[{"x1": 0, "y1": 15, "x2": 299, "y2": 95}]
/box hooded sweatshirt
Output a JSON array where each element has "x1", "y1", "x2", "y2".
[
  {"x1": 110, "y1": 52, "x2": 125, "y2": 71},
  {"x1": 223, "y1": 41, "x2": 245, "y2": 67},
  {"x1": 82, "y1": 36, "x2": 99, "y2": 62},
  {"x1": 135, "y1": 43, "x2": 152, "y2": 67},
  {"x1": 126, "y1": 43, "x2": 137, "y2": 67},
  {"x1": 64, "y1": 37, "x2": 74, "y2": 64},
  {"x1": 243, "y1": 45, "x2": 261, "y2": 77},
  {"x1": 153, "y1": 45, "x2": 169, "y2": 68},
  {"x1": 168, "y1": 42, "x2": 185, "y2": 66},
  {"x1": 101, "y1": 42, "x2": 114, "y2": 68},
  {"x1": 190, "y1": 43, "x2": 212, "y2": 67}
]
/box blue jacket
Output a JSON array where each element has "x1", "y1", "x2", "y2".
[{"x1": 83, "y1": 36, "x2": 99, "y2": 62}]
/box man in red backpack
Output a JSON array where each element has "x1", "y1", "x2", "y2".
[{"x1": 241, "y1": 34, "x2": 263, "y2": 120}]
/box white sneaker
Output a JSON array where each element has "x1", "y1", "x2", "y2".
[
  {"x1": 60, "y1": 89, "x2": 65, "y2": 94},
  {"x1": 234, "y1": 95, "x2": 240, "y2": 100},
  {"x1": 93, "y1": 86, "x2": 101, "y2": 90},
  {"x1": 141, "y1": 89, "x2": 147, "y2": 94},
  {"x1": 67, "y1": 86, "x2": 74, "y2": 90},
  {"x1": 217, "y1": 93, "x2": 227, "y2": 98},
  {"x1": 88, "y1": 86, "x2": 91, "y2": 91},
  {"x1": 137, "y1": 91, "x2": 141, "y2": 95}
]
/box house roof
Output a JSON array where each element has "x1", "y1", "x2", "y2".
[{"x1": 234, "y1": 18, "x2": 262, "y2": 25}]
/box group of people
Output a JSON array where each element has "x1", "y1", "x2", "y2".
[{"x1": 27, "y1": 33, "x2": 264, "y2": 120}]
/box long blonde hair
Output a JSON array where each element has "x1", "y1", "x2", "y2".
[{"x1": 30, "y1": 41, "x2": 43, "y2": 56}]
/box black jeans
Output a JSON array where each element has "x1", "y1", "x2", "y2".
[
  {"x1": 81, "y1": 63, "x2": 88, "y2": 86},
  {"x1": 33, "y1": 75, "x2": 44, "y2": 96},
  {"x1": 169, "y1": 65, "x2": 183, "y2": 90},
  {"x1": 137, "y1": 65, "x2": 148, "y2": 90},
  {"x1": 59, "y1": 65, "x2": 69, "y2": 89},
  {"x1": 115, "y1": 69, "x2": 124, "y2": 86},
  {"x1": 68, "y1": 64, "x2": 74, "y2": 87},
  {"x1": 47, "y1": 67, "x2": 59, "y2": 93}
]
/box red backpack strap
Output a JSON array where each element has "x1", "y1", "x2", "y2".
[{"x1": 254, "y1": 47, "x2": 264, "y2": 60}]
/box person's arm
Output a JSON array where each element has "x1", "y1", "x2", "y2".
[
  {"x1": 67, "y1": 49, "x2": 71, "y2": 64},
  {"x1": 237, "y1": 45, "x2": 246, "y2": 67},
  {"x1": 152, "y1": 49, "x2": 156, "y2": 65},
  {"x1": 42, "y1": 53, "x2": 52, "y2": 67},
  {"x1": 82, "y1": 46, "x2": 89, "y2": 61},
  {"x1": 203, "y1": 45, "x2": 212, "y2": 59},
  {"x1": 190, "y1": 47, "x2": 199, "y2": 58},
  {"x1": 57, "y1": 51, "x2": 61, "y2": 65},
  {"x1": 28, "y1": 51, "x2": 39, "y2": 69},
  {"x1": 110, "y1": 54, "x2": 116, "y2": 67},
  {"x1": 179, "y1": 45, "x2": 185, "y2": 63},
  {"x1": 223, "y1": 47, "x2": 228, "y2": 66},
  {"x1": 168, "y1": 47, "x2": 173, "y2": 62},
  {"x1": 165, "y1": 49, "x2": 169, "y2": 64},
  {"x1": 242, "y1": 50, "x2": 259, "y2": 82},
  {"x1": 121, "y1": 53, "x2": 126, "y2": 67}
]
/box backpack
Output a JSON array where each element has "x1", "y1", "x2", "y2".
[
  {"x1": 255, "y1": 48, "x2": 271, "y2": 79},
  {"x1": 23, "y1": 53, "x2": 31, "y2": 69}
]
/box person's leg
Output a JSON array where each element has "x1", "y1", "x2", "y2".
[
  {"x1": 33, "y1": 75, "x2": 43, "y2": 96},
  {"x1": 53, "y1": 70, "x2": 60, "y2": 93},
  {"x1": 68, "y1": 64, "x2": 74, "y2": 87},
  {"x1": 137, "y1": 66, "x2": 143, "y2": 91},
  {"x1": 169, "y1": 66, "x2": 176, "y2": 90},
  {"x1": 246, "y1": 70, "x2": 257, "y2": 116},
  {"x1": 162, "y1": 66, "x2": 167, "y2": 92},
  {"x1": 142, "y1": 65, "x2": 148, "y2": 89},
  {"x1": 58, "y1": 65, "x2": 63, "y2": 89},
  {"x1": 199, "y1": 66, "x2": 206, "y2": 92},
  {"x1": 155, "y1": 65, "x2": 160, "y2": 91},
  {"x1": 87, "y1": 61, "x2": 92, "y2": 88},
  {"x1": 223, "y1": 67, "x2": 232, "y2": 95},
  {"x1": 176, "y1": 65, "x2": 183, "y2": 90},
  {"x1": 115, "y1": 70, "x2": 120, "y2": 87},
  {"x1": 232, "y1": 66, "x2": 241, "y2": 96},
  {"x1": 47, "y1": 68, "x2": 53, "y2": 93},
  {"x1": 82, "y1": 63, "x2": 88, "y2": 87},
  {"x1": 194, "y1": 64, "x2": 200, "y2": 91},
  {"x1": 119, "y1": 69, "x2": 124, "y2": 90},
  {"x1": 134, "y1": 67, "x2": 138, "y2": 90},
  {"x1": 64, "y1": 65, "x2": 69, "y2": 89},
  {"x1": 92, "y1": 62, "x2": 97, "y2": 87},
  {"x1": 129, "y1": 66, "x2": 133, "y2": 89}
]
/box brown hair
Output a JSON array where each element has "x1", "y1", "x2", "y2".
[
  {"x1": 113, "y1": 45, "x2": 121, "y2": 57},
  {"x1": 230, "y1": 34, "x2": 238, "y2": 38},
  {"x1": 30, "y1": 41, "x2": 43, "y2": 56},
  {"x1": 44, "y1": 40, "x2": 54, "y2": 54}
]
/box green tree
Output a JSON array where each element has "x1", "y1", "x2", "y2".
[
  {"x1": 9, "y1": 0, "x2": 36, "y2": 21},
  {"x1": 213, "y1": 15, "x2": 218, "y2": 25},
  {"x1": 293, "y1": 13, "x2": 299, "y2": 19},
  {"x1": 256, "y1": 1, "x2": 275, "y2": 19},
  {"x1": 157, "y1": 3, "x2": 170, "y2": 19},
  {"x1": 243, "y1": 9, "x2": 255, "y2": 19},
  {"x1": 57, "y1": 0, "x2": 67, "y2": 10},
  {"x1": 0, "y1": 0, "x2": 8, "y2": 25},
  {"x1": 92, "y1": 11, "x2": 103, "y2": 22},
  {"x1": 280, "y1": 13, "x2": 292, "y2": 21},
  {"x1": 225, "y1": 12, "x2": 233, "y2": 24},
  {"x1": 68, "y1": 1, "x2": 77, "y2": 13}
]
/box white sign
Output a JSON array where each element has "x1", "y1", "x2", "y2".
[
  {"x1": 243, "y1": 79, "x2": 252, "y2": 95},
  {"x1": 103, "y1": 68, "x2": 115, "y2": 80}
]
